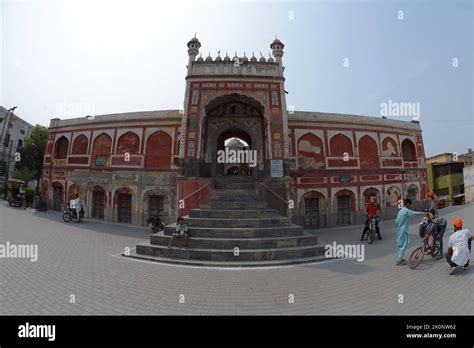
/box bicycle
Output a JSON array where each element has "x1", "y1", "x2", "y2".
[
  {"x1": 367, "y1": 217, "x2": 377, "y2": 244},
  {"x1": 408, "y1": 229, "x2": 440, "y2": 269}
]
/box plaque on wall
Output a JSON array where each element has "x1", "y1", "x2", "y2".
[
  {"x1": 339, "y1": 175, "x2": 351, "y2": 183},
  {"x1": 95, "y1": 155, "x2": 107, "y2": 166},
  {"x1": 271, "y1": 160, "x2": 284, "y2": 178}
]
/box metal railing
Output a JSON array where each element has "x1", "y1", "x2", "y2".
[
  {"x1": 178, "y1": 183, "x2": 210, "y2": 216},
  {"x1": 259, "y1": 182, "x2": 289, "y2": 217}
]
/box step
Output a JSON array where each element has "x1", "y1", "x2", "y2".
[
  {"x1": 214, "y1": 188, "x2": 256, "y2": 195},
  {"x1": 126, "y1": 249, "x2": 330, "y2": 267},
  {"x1": 214, "y1": 176, "x2": 256, "y2": 183},
  {"x1": 209, "y1": 194, "x2": 257, "y2": 202},
  {"x1": 201, "y1": 201, "x2": 268, "y2": 210},
  {"x1": 151, "y1": 232, "x2": 318, "y2": 249},
  {"x1": 185, "y1": 217, "x2": 291, "y2": 228},
  {"x1": 189, "y1": 208, "x2": 279, "y2": 219},
  {"x1": 215, "y1": 182, "x2": 255, "y2": 190},
  {"x1": 163, "y1": 224, "x2": 304, "y2": 238},
  {"x1": 135, "y1": 243, "x2": 327, "y2": 262}
]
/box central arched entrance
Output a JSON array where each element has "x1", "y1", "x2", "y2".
[
  {"x1": 202, "y1": 93, "x2": 266, "y2": 178},
  {"x1": 215, "y1": 128, "x2": 254, "y2": 177}
]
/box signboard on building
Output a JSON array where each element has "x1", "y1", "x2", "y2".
[{"x1": 271, "y1": 159, "x2": 283, "y2": 178}]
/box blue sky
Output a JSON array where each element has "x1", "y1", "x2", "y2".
[{"x1": 1, "y1": 0, "x2": 472, "y2": 157}]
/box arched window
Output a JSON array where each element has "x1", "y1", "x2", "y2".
[
  {"x1": 362, "y1": 188, "x2": 380, "y2": 207},
  {"x1": 381, "y1": 137, "x2": 398, "y2": 157},
  {"x1": 116, "y1": 132, "x2": 140, "y2": 155},
  {"x1": 330, "y1": 134, "x2": 353, "y2": 156},
  {"x1": 386, "y1": 186, "x2": 401, "y2": 207},
  {"x1": 145, "y1": 131, "x2": 172, "y2": 169},
  {"x1": 54, "y1": 136, "x2": 69, "y2": 159},
  {"x1": 358, "y1": 135, "x2": 379, "y2": 169},
  {"x1": 71, "y1": 134, "x2": 88, "y2": 155},
  {"x1": 402, "y1": 139, "x2": 416, "y2": 161},
  {"x1": 92, "y1": 133, "x2": 112, "y2": 166},
  {"x1": 297, "y1": 133, "x2": 325, "y2": 169}
]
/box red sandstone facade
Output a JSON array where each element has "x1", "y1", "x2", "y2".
[{"x1": 42, "y1": 37, "x2": 427, "y2": 228}]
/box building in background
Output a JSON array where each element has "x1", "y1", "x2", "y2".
[
  {"x1": 42, "y1": 37, "x2": 428, "y2": 228},
  {"x1": 426, "y1": 150, "x2": 473, "y2": 207},
  {"x1": 0, "y1": 106, "x2": 33, "y2": 189}
]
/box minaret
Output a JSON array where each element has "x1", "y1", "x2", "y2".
[
  {"x1": 270, "y1": 36, "x2": 289, "y2": 158},
  {"x1": 270, "y1": 36, "x2": 284, "y2": 72},
  {"x1": 186, "y1": 35, "x2": 201, "y2": 76}
]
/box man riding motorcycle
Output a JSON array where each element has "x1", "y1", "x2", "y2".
[
  {"x1": 360, "y1": 195, "x2": 382, "y2": 241},
  {"x1": 68, "y1": 194, "x2": 83, "y2": 222}
]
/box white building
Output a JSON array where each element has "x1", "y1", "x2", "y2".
[
  {"x1": 0, "y1": 106, "x2": 33, "y2": 178},
  {"x1": 463, "y1": 165, "x2": 474, "y2": 204}
]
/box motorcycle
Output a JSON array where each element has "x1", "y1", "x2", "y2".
[
  {"x1": 63, "y1": 204, "x2": 84, "y2": 223},
  {"x1": 146, "y1": 215, "x2": 165, "y2": 233},
  {"x1": 8, "y1": 193, "x2": 26, "y2": 209}
]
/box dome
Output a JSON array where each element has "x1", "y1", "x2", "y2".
[
  {"x1": 226, "y1": 137, "x2": 246, "y2": 148},
  {"x1": 258, "y1": 52, "x2": 266, "y2": 62},
  {"x1": 267, "y1": 53, "x2": 274, "y2": 62},
  {"x1": 196, "y1": 54, "x2": 203, "y2": 62},
  {"x1": 205, "y1": 53, "x2": 213, "y2": 62},
  {"x1": 187, "y1": 36, "x2": 201, "y2": 48},
  {"x1": 215, "y1": 52, "x2": 222, "y2": 62},
  {"x1": 242, "y1": 52, "x2": 248, "y2": 62},
  {"x1": 223, "y1": 52, "x2": 231, "y2": 62},
  {"x1": 250, "y1": 52, "x2": 257, "y2": 62}
]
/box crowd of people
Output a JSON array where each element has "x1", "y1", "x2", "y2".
[
  {"x1": 394, "y1": 190, "x2": 471, "y2": 274},
  {"x1": 360, "y1": 189, "x2": 471, "y2": 275}
]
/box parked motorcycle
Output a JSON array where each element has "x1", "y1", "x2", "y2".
[
  {"x1": 146, "y1": 215, "x2": 165, "y2": 233},
  {"x1": 8, "y1": 193, "x2": 26, "y2": 209},
  {"x1": 63, "y1": 205, "x2": 84, "y2": 223}
]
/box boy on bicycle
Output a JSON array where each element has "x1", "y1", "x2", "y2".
[
  {"x1": 426, "y1": 210, "x2": 447, "y2": 260},
  {"x1": 360, "y1": 195, "x2": 381, "y2": 241}
]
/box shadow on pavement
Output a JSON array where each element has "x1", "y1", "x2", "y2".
[
  {"x1": 29, "y1": 208, "x2": 150, "y2": 239},
  {"x1": 302, "y1": 258, "x2": 378, "y2": 275}
]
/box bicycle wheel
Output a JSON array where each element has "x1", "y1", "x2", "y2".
[
  {"x1": 367, "y1": 228, "x2": 374, "y2": 244},
  {"x1": 408, "y1": 246, "x2": 424, "y2": 269}
]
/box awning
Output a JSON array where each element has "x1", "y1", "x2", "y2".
[{"x1": 454, "y1": 194, "x2": 465, "y2": 198}]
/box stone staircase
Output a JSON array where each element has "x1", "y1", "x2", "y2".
[{"x1": 131, "y1": 176, "x2": 327, "y2": 267}]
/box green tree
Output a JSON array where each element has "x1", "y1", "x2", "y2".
[
  {"x1": 11, "y1": 167, "x2": 37, "y2": 183},
  {"x1": 14, "y1": 124, "x2": 48, "y2": 190}
]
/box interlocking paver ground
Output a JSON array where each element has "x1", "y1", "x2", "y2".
[{"x1": 0, "y1": 202, "x2": 472, "y2": 315}]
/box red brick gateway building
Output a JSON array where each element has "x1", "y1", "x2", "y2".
[{"x1": 42, "y1": 37, "x2": 427, "y2": 264}]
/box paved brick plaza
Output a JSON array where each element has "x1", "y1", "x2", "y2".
[{"x1": 0, "y1": 203, "x2": 472, "y2": 315}]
